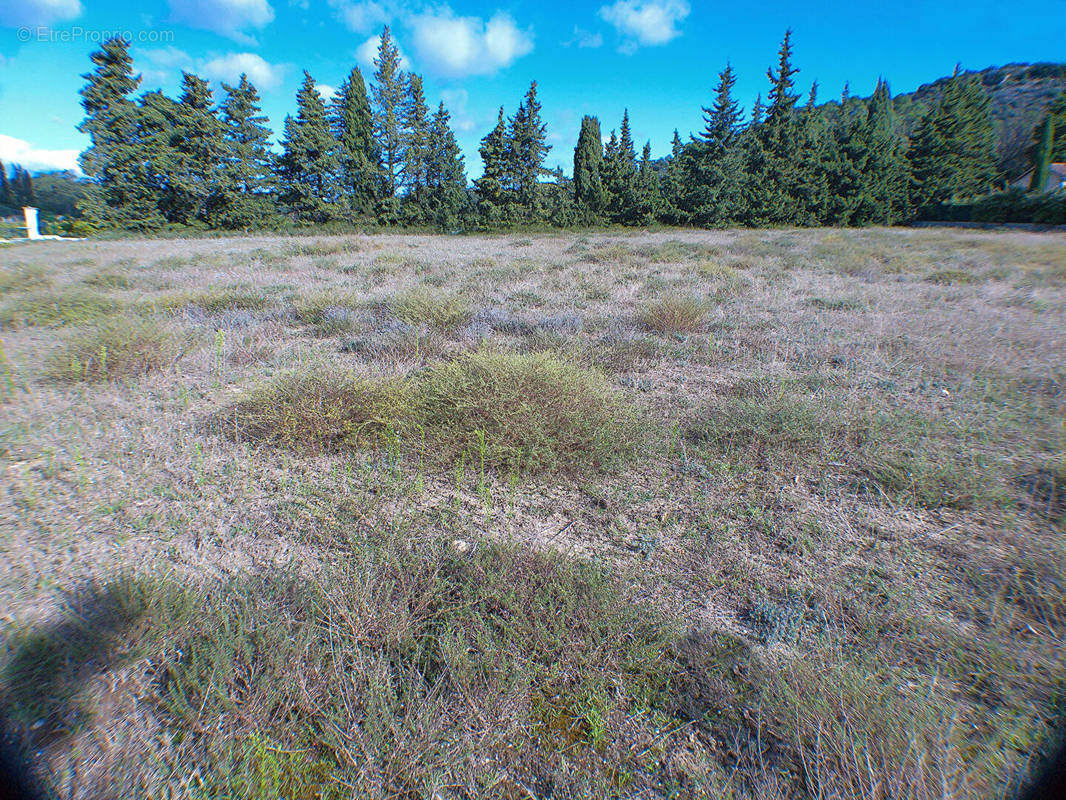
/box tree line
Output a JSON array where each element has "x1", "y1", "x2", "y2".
[
  {"x1": 0, "y1": 161, "x2": 36, "y2": 211},
  {"x1": 75, "y1": 30, "x2": 1063, "y2": 232}
]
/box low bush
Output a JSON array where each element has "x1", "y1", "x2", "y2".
[
  {"x1": 637, "y1": 296, "x2": 709, "y2": 334},
  {"x1": 391, "y1": 288, "x2": 472, "y2": 331},
  {"x1": 0, "y1": 287, "x2": 121, "y2": 328},
  {"x1": 44, "y1": 317, "x2": 181, "y2": 383}
]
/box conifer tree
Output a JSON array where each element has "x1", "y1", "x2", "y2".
[
  {"x1": 701, "y1": 63, "x2": 741, "y2": 151},
  {"x1": 330, "y1": 66, "x2": 378, "y2": 216},
  {"x1": 604, "y1": 111, "x2": 638, "y2": 223},
  {"x1": 135, "y1": 89, "x2": 180, "y2": 220},
  {"x1": 401, "y1": 73, "x2": 431, "y2": 215},
  {"x1": 1046, "y1": 92, "x2": 1066, "y2": 161},
  {"x1": 686, "y1": 64, "x2": 747, "y2": 225},
  {"x1": 278, "y1": 71, "x2": 343, "y2": 222},
  {"x1": 424, "y1": 102, "x2": 467, "y2": 229},
  {"x1": 573, "y1": 115, "x2": 606, "y2": 219},
  {"x1": 169, "y1": 72, "x2": 224, "y2": 224},
  {"x1": 78, "y1": 37, "x2": 162, "y2": 228},
  {"x1": 372, "y1": 26, "x2": 406, "y2": 199},
  {"x1": 213, "y1": 74, "x2": 275, "y2": 227},
  {"x1": 635, "y1": 141, "x2": 662, "y2": 224},
  {"x1": 0, "y1": 160, "x2": 12, "y2": 208},
  {"x1": 860, "y1": 79, "x2": 910, "y2": 222},
  {"x1": 659, "y1": 130, "x2": 688, "y2": 223},
  {"x1": 1030, "y1": 113, "x2": 1054, "y2": 192},
  {"x1": 19, "y1": 170, "x2": 36, "y2": 207},
  {"x1": 909, "y1": 67, "x2": 998, "y2": 207},
  {"x1": 506, "y1": 81, "x2": 550, "y2": 218},
  {"x1": 474, "y1": 107, "x2": 509, "y2": 224}
]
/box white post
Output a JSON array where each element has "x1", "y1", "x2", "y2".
[{"x1": 23, "y1": 207, "x2": 40, "y2": 240}]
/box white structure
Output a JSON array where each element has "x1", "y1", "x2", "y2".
[{"x1": 23, "y1": 206, "x2": 40, "y2": 240}]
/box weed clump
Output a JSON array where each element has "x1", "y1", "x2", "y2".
[
  {"x1": 392, "y1": 288, "x2": 472, "y2": 331},
  {"x1": 637, "y1": 296, "x2": 709, "y2": 334},
  {"x1": 413, "y1": 350, "x2": 635, "y2": 473},
  {"x1": 0, "y1": 287, "x2": 121, "y2": 328},
  {"x1": 228, "y1": 370, "x2": 404, "y2": 453},
  {"x1": 45, "y1": 318, "x2": 180, "y2": 382}
]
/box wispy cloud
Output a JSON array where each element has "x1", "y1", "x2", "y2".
[
  {"x1": 167, "y1": 0, "x2": 275, "y2": 43},
  {"x1": 0, "y1": 0, "x2": 82, "y2": 28},
  {"x1": 0, "y1": 133, "x2": 81, "y2": 173},
  {"x1": 409, "y1": 9, "x2": 533, "y2": 78}
]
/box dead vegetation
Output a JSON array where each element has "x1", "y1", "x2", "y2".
[{"x1": 1, "y1": 227, "x2": 1064, "y2": 799}]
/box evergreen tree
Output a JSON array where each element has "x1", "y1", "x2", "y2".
[
  {"x1": 474, "y1": 107, "x2": 509, "y2": 224},
  {"x1": 573, "y1": 115, "x2": 606, "y2": 219},
  {"x1": 909, "y1": 67, "x2": 999, "y2": 207},
  {"x1": 401, "y1": 73, "x2": 431, "y2": 216},
  {"x1": 756, "y1": 29, "x2": 805, "y2": 224},
  {"x1": 135, "y1": 89, "x2": 180, "y2": 221},
  {"x1": 213, "y1": 74, "x2": 275, "y2": 228},
  {"x1": 330, "y1": 66, "x2": 378, "y2": 215},
  {"x1": 506, "y1": 81, "x2": 550, "y2": 218},
  {"x1": 546, "y1": 166, "x2": 577, "y2": 226},
  {"x1": 701, "y1": 63, "x2": 741, "y2": 151},
  {"x1": 686, "y1": 63, "x2": 747, "y2": 225},
  {"x1": 424, "y1": 101, "x2": 467, "y2": 229},
  {"x1": 635, "y1": 142, "x2": 662, "y2": 224},
  {"x1": 860, "y1": 79, "x2": 910, "y2": 223},
  {"x1": 278, "y1": 71, "x2": 343, "y2": 222},
  {"x1": 78, "y1": 37, "x2": 162, "y2": 228},
  {"x1": 19, "y1": 169, "x2": 36, "y2": 207},
  {"x1": 1030, "y1": 113, "x2": 1054, "y2": 192},
  {"x1": 168, "y1": 72, "x2": 224, "y2": 224},
  {"x1": 659, "y1": 130, "x2": 688, "y2": 223},
  {"x1": 604, "y1": 110, "x2": 638, "y2": 223},
  {"x1": 0, "y1": 160, "x2": 12, "y2": 208},
  {"x1": 371, "y1": 26, "x2": 406, "y2": 200},
  {"x1": 1036, "y1": 91, "x2": 1066, "y2": 163}
]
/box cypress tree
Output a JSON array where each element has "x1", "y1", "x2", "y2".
[
  {"x1": 604, "y1": 110, "x2": 638, "y2": 223},
  {"x1": 78, "y1": 37, "x2": 162, "y2": 229},
  {"x1": 862, "y1": 79, "x2": 910, "y2": 223},
  {"x1": 135, "y1": 89, "x2": 180, "y2": 221},
  {"x1": 278, "y1": 71, "x2": 343, "y2": 222},
  {"x1": 909, "y1": 67, "x2": 998, "y2": 207},
  {"x1": 573, "y1": 115, "x2": 606, "y2": 218},
  {"x1": 330, "y1": 66, "x2": 378, "y2": 215},
  {"x1": 1030, "y1": 114, "x2": 1054, "y2": 192},
  {"x1": 371, "y1": 26, "x2": 406, "y2": 199},
  {"x1": 424, "y1": 101, "x2": 467, "y2": 229},
  {"x1": 19, "y1": 170, "x2": 36, "y2": 207},
  {"x1": 213, "y1": 74, "x2": 275, "y2": 228},
  {"x1": 474, "y1": 107, "x2": 509, "y2": 224}
]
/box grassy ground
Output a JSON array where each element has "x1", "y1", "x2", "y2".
[{"x1": 1, "y1": 227, "x2": 1064, "y2": 799}]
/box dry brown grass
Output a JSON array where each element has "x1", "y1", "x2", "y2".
[{"x1": 1, "y1": 227, "x2": 1064, "y2": 799}]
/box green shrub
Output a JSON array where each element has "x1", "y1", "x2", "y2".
[
  {"x1": 0, "y1": 264, "x2": 52, "y2": 294},
  {"x1": 188, "y1": 286, "x2": 273, "y2": 312},
  {"x1": 637, "y1": 296, "x2": 709, "y2": 334},
  {"x1": 44, "y1": 317, "x2": 180, "y2": 382},
  {"x1": 391, "y1": 288, "x2": 472, "y2": 331},
  {"x1": 292, "y1": 291, "x2": 361, "y2": 336},
  {"x1": 925, "y1": 269, "x2": 977, "y2": 286},
  {"x1": 0, "y1": 287, "x2": 122, "y2": 328},
  {"x1": 413, "y1": 350, "x2": 635, "y2": 474},
  {"x1": 228, "y1": 370, "x2": 405, "y2": 453}
]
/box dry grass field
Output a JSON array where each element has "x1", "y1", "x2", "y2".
[{"x1": 1, "y1": 227, "x2": 1064, "y2": 799}]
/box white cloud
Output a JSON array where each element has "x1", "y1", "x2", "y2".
[
  {"x1": 316, "y1": 82, "x2": 338, "y2": 101},
  {"x1": 355, "y1": 32, "x2": 410, "y2": 70},
  {"x1": 168, "y1": 0, "x2": 275, "y2": 42},
  {"x1": 410, "y1": 9, "x2": 532, "y2": 78},
  {"x1": 0, "y1": 0, "x2": 82, "y2": 28},
  {"x1": 200, "y1": 52, "x2": 285, "y2": 90},
  {"x1": 328, "y1": 0, "x2": 390, "y2": 33},
  {"x1": 570, "y1": 27, "x2": 603, "y2": 48},
  {"x1": 0, "y1": 134, "x2": 81, "y2": 174},
  {"x1": 598, "y1": 0, "x2": 689, "y2": 50}
]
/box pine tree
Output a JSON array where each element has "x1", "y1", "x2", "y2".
[
  {"x1": 372, "y1": 26, "x2": 406, "y2": 200},
  {"x1": 604, "y1": 110, "x2": 638, "y2": 223},
  {"x1": 909, "y1": 67, "x2": 998, "y2": 207},
  {"x1": 635, "y1": 142, "x2": 662, "y2": 224},
  {"x1": 330, "y1": 66, "x2": 378, "y2": 216},
  {"x1": 573, "y1": 115, "x2": 606, "y2": 219},
  {"x1": 506, "y1": 81, "x2": 550, "y2": 218},
  {"x1": 213, "y1": 74, "x2": 276, "y2": 228},
  {"x1": 659, "y1": 130, "x2": 688, "y2": 223},
  {"x1": 278, "y1": 71, "x2": 343, "y2": 222},
  {"x1": 19, "y1": 170, "x2": 36, "y2": 207},
  {"x1": 686, "y1": 63, "x2": 747, "y2": 225},
  {"x1": 0, "y1": 160, "x2": 12, "y2": 208},
  {"x1": 401, "y1": 73, "x2": 431, "y2": 217},
  {"x1": 756, "y1": 30, "x2": 806, "y2": 224},
  {"x1": 169, "y1": 72, "x2": 224, "y2": 224},
  {"x1": 701, "y1": 63, "x2": 741, "y2": 151},
  {"x1": 1030, "y1": 113, "x2": 1054, "y2": 192},
  {"x1": 474, "y1": 107, "x2": 509, "y2": 224},
  {"x1": 78, "y1": 37, "x2": 162, "y2": 229},
  {"x1": 424, "y1": 102, "x2": 467, "y2": 229},
  {"x1": 860, "y1": 79, "x2": 910, "y2": 223}
]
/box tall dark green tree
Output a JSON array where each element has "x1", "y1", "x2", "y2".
[
  {"x1": 634, "y1": 142, "x2": 662, "y2": 224},
  {"x1": 213, "y1": 74, "x2": 275, "y2": 228},
  {"x1": 701, "y1": 63, "x2": 741, "y2": 151},
  {"x1": 278, "y1": 71, "x2": 343, "y2": 222},
  {"x1": 168, "y1": 72, "x2": 224, "y2": 224},
  {"x1": 401, "y1": 72, "x2": 431, "y2": 215},
  {"x1": 659, "y1": 130, "x2": 688, "y2": 223},
  {"x1": 0, "y1": 161, "x2": 12, "y2": 208},
  {"x1": 604, "y1": 110, "x2": 638, "y2": 223},
  {"x1": 78, "y1": 37, "x2": 162, "y2": 228},
  {"x1": 858, "y1": 79, "x2": 910, "y2": 223},
  {"x1": 372, "y1": 26, "x2": 406, "y2": 200},
  {"x1": 573, "y1": 115, "x2": 606, "y2": 219},
  {"x1": 506, "y1": 81, "x2": 550, "y2": 218},
  {"x1": 755, "y1": 29, "x2": 805, "y2": 224},
  {"x1": 474, "y1": 107, "x2": 509, "y2": 224},
  {"x1": 909, "y1": 67, "x2": 999, "y2": 207},
  {"x1": 424, "y1": 102, "x2": 467, "y2": 229},
  {"x1": 1030, "y1": 113, "x2": 1054, "y2": 192},
  {"x1": 685, "y1": 63, "x2": 747, "y2": 225},
  {"x1": 330, "y1": 66, "x2": 378, "y2": 216},
  {"x1": 19, "y1": 169, "x2": 36, "y2": 207}
]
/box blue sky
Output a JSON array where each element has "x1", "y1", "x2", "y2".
[{"x1": 1, "y1": 0, "x2": 1063, "y2": 178}]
